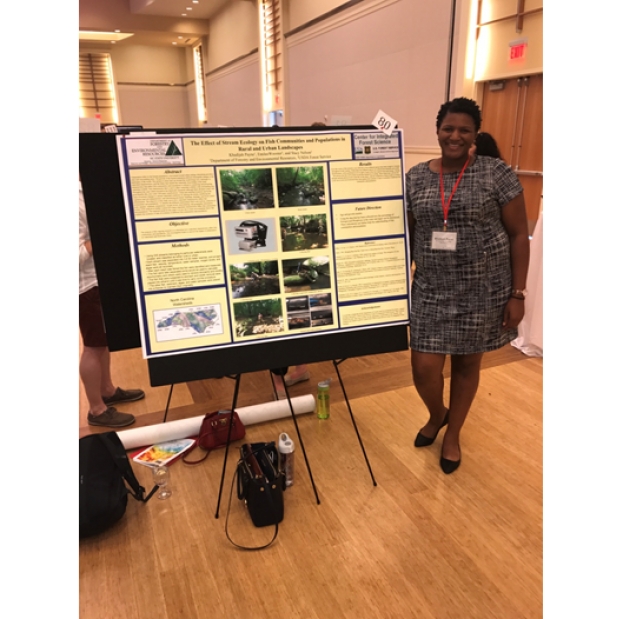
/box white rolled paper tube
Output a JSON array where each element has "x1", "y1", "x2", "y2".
[
  {"x1": 235, "y1": 393, "x2": 316, "y2": 425},
  {"x1": 118, "y1": 416, "x2": 203, "y2": 450},
  {"x1": 117, "y1": 394, "x2": 316, "y2": 450}
]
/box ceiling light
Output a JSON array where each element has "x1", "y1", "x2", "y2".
[
  {"x1": 193, "y1": 1, "x2": 199, "y2": 3},
  {"x1": 114, "y1": 29, "x2": 120, "y2": 33},
  {"x1": 79, "y1": 30, "x2": 134, "y2": 42},
  {"x1": 172, "y1": 42, "x2": 178, "y2": 45},
  {"x1": 178, "y1": 36, "x2": 183, "y2": 39},
  {"x1": 182, "y1": 13, "x2": 187, "y2": 16}
]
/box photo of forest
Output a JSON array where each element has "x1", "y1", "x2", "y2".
[
  {"x1": 233, "y1": 298, "x2": 283, "y2": 337},
  {"x1": 276, "y1": 166, "x2": 325, "y2": 206},
  {"x1": 230, "y1": 261, "x2": 280, "y2": 299},
  {"x1": 220, "y1": 168, "x2": 275, "y2": 210},
  {"x1": 280, "y1": 214, "x2": 328, "y2": 252}
]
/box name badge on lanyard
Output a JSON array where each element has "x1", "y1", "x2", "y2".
[
  {"x1": 431, "y1": 230, "x2": 457, "y2": 251},
  {"x1": 434, "y1": 157, "x2": 470, "y2": 252}
]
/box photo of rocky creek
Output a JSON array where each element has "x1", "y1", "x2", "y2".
[
  {"x1": 276, "y1": 166, "x2": 325, "y2": 207},
  {"x1": 220, "y1": 168, "x2": 275, "y2": 210},
  {"x1": 230, "y1": 261, "x2": 280, "y2": 299},
  {"x1": 280, "y1": 214, "x2": 328, "y2": 252}
]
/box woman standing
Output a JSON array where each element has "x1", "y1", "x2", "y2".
[{"x1": 405, "y1": 97, "x2": 529, "y2": 474}]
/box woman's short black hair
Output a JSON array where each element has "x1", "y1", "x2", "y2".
[{"x1": 436, "y1": 97, "x2": 482, "y2": 132}]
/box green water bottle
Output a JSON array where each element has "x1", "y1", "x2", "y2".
[{"x1": 317, "y1": 380, "x2": 330, "y2": 419}]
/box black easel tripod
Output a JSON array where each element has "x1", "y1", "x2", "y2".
[{"x1": 211, "y1": 360, "x2": 377, "y2": 519}]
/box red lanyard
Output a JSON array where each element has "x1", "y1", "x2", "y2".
[{"x1": 439, "y1": 157, "x2": 470, "y2": 231}]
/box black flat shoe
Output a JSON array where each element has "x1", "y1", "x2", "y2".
[
  {"x1": 440, "y1": 447, "x2": 461, "y2": 474},
  {"x1": 414, "y1": 411, "x2": 449, "y2": 448}
]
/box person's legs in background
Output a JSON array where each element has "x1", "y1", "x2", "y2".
[
  {"x1": 270, "y1": 367, "x2": 288, "y2": 400},
  {"x1": 80, "y1": 287, "x2": 142, "y2": 427},
  {"x1": 80, "y1": 345, "x2": 114, "y2": 417},
  {"x1": 284, "y1": 365, "x2": 310, "y2": 386},
  {"x1": 270, "y1": 365, "x2": 310, "y2": 399},
  {"x1": 96, "y1": 347, "x2": 117, "y2": 403}
]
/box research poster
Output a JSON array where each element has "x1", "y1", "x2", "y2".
[{"x1": 117, "y1": 129, "x2": 410, "y2": 358}]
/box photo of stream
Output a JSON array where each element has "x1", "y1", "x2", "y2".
[
  {"x1": 276, "y1": 166, "x2": 325, "y2": 207},
  {"x1": 230, "y1": 261, "x2": 280, "y2": 299},
  {"x1": 280, "y1": 214, "x2": 328, "y2": 252},
  {"x1": 220, "y1": 168, "x2": 275, "y2": 210}
]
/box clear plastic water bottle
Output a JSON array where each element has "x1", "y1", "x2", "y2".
[
  {"x1": 278, "y1": 432, "x2": 295, "y2": 487},
  {"x1": 317, "y1": 380, "x2": 330, "y2": 419}
]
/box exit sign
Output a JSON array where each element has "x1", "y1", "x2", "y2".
[{"x1": 509, "y1": 39, "x2": 528, "y2": 61}]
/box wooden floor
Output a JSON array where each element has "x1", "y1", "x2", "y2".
[{"x1": 79, "y1": 344, "x2": 543, "y2": 619}]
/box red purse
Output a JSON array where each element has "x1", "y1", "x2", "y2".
[{"x1": 183, "y1": 410, "x2": 246, "y2": 465}]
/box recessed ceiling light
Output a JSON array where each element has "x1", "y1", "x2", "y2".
[
  {"x1": 110, "y1": 41, "x2": 116, "y2": 44},
  {"x1": 182, "y1": 13, "x2": 187, "y2": 16},
  {"x1": 186, "y1": 7, "x2": 192, "y2": 10},
  {"x1": 178, "y1": 36, "x2": 183, "y2": 39},
  {"x1": 79, "y1": 30, "x2": 134, "y2": 42},
  {"x1": 114, "y1": 30, "x2": 120, "y2": 33},
  {"x1": 193, "y1": 1, "x2": 198, "y2": 3},
  {"x1": 172, "y1": 42, "x2": 178, "y2": 45}
]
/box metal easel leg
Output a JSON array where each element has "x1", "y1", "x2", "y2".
[
  {"x1": 333, "y1": 359, "x2": 377, "y2": 486},
  {"x1": 162, "y1": 384, "x2": 174, "y2": 423},
  {"x1": 214, "y1": 373, "x2": 242, "y2": 518},
  {"x1": 279, "y1": 374, "x2": 321, "y2": 505}
]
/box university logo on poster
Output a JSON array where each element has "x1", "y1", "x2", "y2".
[{"x1": 126, "y1": 138, "x2": 185, "y2": 167}]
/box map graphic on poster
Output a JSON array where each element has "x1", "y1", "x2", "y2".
[
  {"x1": 154, "y1": 305, "x2": 223, "y2": 342},
  {"x1": 117, "y1": 129, "x2": 410, "y2": 359}
]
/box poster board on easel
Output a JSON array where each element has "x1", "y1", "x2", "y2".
[{"x1": 79, "y1": 126, "x2": 410, "y2": 386}]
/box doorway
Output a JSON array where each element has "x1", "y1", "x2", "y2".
[{"x1": 480, "y1": 74, "x2": 543, "y2": 233}]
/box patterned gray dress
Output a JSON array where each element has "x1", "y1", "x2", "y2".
[{"x1": 405, "y1": 156, "x2": 523, "y2": 354}]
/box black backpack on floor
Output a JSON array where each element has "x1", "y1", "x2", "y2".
[{"x1": 79, "y1": 431, "x2": 157, "y2": 539}]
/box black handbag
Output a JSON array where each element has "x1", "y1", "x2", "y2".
[{"x1": 225, "y1": 441, "x2": 285, "y2": 550}]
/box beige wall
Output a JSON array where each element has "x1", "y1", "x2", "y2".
[
  {"x1": 109, "y1": 45, "x2": 189, "y2": 83},
  {"x1": 285, "y1": 0, "x2": 450, "y2": 150},
  {"x1": 286, "y1": 0, "x2": 346, "y2": 30},
  {"x1": 206, "y1": 56, "x2": 263, "y2": 127},
  {"x1": 474, "y1": 13, "x2": 542, "y2": 82},
  {"x1": 79, "y1": 0, "x2": 542, "y2": 133},
  {"x1": 206, "y1": 0, "x2": 259, "y2": 72},
  {"x1": 116, "y1": 85, "x2": 191, "y2": 127},
  {"x1": 80, "y1": 43, "x2": 194, "y2": 128},
  {"x1": 453, "y1": 0, "x2": 543, "y2": 98}
]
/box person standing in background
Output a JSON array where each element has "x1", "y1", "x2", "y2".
[
  {"x1": 469, "y1": 131, "x2": 502, "y2": 160},
  {"x1": 80, "y1": 182, "x2": 145, "y2": 427}
]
